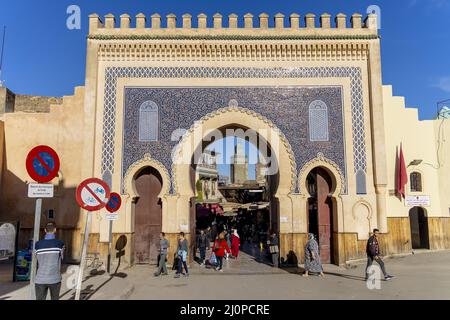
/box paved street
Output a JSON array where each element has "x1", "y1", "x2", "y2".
[
  {"x1": 127, "y1": 250, "x2": 450, "y2": 300},
  {"x1": 1, "y1": 250, "x2": 449, "y2": 300}
]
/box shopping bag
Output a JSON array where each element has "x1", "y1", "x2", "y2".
[{"x1": 209, "y1": 252, "x2": 217, "y2": 265}]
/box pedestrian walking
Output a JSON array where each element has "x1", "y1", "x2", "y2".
[
  {"x1": 196, "y1": 229, "x2": 210, "y2": 266},
  {"x1": 34, "y1": 222, "x2": 65, "y2": 300},
  {"x1": 224, "y1": 230, "x2": 231, "y2": 260},
  {"x1": 365, "y1": 229, "x2": 394, "y2": 281},
  {"x1": 303, "y1": 233, "x2": 324, "y2": 277},
  {"x1": 154, "y1": 232, "x2": 169, "y2": 277},
  {"x1": 206, "y1": 227, "x2": 212, "y2": 243},
  {"x1": 231, "y1": 229, "x2": 240, "y2": 258},
  {"x1": 174, "y1": 232, "x2": 189, "y2": 278},
  {"x1": 268, "y1": 230, "x2": 280, "y2": 268},
  {"x1": 212, "y1": 232, "x2": 231, "y2": 272}
]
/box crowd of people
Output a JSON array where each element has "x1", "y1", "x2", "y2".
[
  {"x1": 154, "y1": 227, "x2": 394, "y2": 282},
  {"x1": 29, "y1": 222, "x2": 394, "y2": 300}
]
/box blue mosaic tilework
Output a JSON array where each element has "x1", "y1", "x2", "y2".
[
  {"x1": 122, "y1": 87, "x2": 346, "y2": 194},
  {"x1": 101, "y1": 67, "x2": 367, "y2": 194}
]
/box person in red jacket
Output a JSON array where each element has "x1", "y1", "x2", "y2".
[
  {"x1": 212, "y1": 232, "x2": 231, "y2": 272},
  {"x1": 230, "y1": 229, "x2": 240, "y2": 258}
]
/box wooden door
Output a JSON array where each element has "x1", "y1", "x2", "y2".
[
  {"x1": 316, "y1": 168, "x2": 333, "y2": 264},
  {"x1": 134, "y1": 167, "x2": 162, "y2": 265}
]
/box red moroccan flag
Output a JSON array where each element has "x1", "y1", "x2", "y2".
[{"x1": 397, "y1": 144, "x2": 408, "y2": 199}]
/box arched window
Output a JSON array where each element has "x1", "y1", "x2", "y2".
[
  {"x1": 309, "y1": 100, "x2": 329, "y2": 142},
  {"x1": 410, "y1": 172, "x2": 423, "y2": 192},
  {"x1": 139, "y1": 101, "x2": 159, "y2": 142}
]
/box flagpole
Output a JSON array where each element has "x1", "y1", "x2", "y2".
[{"x1": 0, "y1": 26, "x2": 5, "y2": 86}]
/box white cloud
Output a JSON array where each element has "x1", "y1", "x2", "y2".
[{"x1": 433, "y1": 77, "x2": 450, "y2": 93}]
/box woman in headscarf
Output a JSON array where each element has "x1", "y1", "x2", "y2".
[
  {"x1": 303, "y1": 233, "x2": 324, "y2": 277},
  {"x1": 230, "y1": 229, "x2": 240, "y2": 258}
]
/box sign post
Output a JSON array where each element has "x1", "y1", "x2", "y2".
[
  {"x1": 105, "y1": 193, "x2": 122, "y2": 274},
  {"x1": 25, "y1": 146, "x2": 60, "y2": 300},
  {"x1": 75, "y1": 178, "x2": 110, "y2": 300}
]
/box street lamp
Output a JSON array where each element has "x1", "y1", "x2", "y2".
[{"x1": 408, "y1": 159, "x2": 423, "y2": 167}]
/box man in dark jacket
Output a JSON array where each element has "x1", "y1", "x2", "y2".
[
  {"x1": 35, "y1": 222, "x2": 64, "y2": 300},
  {"x1": 366, "y1": 229, "x2": 394, "y2": 281},
  {"x1": 196, "y1": 229, "x2": 210, "y2": 266}
]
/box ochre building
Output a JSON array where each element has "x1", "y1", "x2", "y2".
[{"x1": 1, "y1": 12, "x2": 449, "y2": 266}]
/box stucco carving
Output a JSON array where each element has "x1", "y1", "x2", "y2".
[
  {"x1": 298, "y1": 152, "x2": 345, "y2": 196},
  {"x1": 123, "y1": 153, "x2": 171, "y2": 198}
]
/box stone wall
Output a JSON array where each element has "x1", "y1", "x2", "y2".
[
  {"x1": 13, "y1": 94, "x2": 62, "y2": 113},
  {"x1": 0, "y1": 87, "x2": 62, "y2": 114},
  {"x1": 0, "y1": 87, "x2": 15, "y2": 114}
]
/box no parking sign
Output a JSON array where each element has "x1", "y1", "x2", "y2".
[
  {"x1": 26, "y1": 146, "x2": 60, "y2": 183},
  {"x1": 105, "y1": 193, "x2": 121, "y2": 221}
]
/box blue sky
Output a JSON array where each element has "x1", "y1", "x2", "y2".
[{"x1": 1, "y1": 0, "x2": 450, "y2": 120}]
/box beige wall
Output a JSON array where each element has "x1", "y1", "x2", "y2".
[
  {"x1": 383, "y1": 85, "x2": 450, "y2": 219},
  {"x1": 0, "y1": 87, "x2": 85, "y2": 257}
]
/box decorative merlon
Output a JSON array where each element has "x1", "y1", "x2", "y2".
[
  {"x1": 320, "y1": 13, "x2": 331, "y2": 28},
  {"x1": 274, "y1": 13, "x2": 285, "y2": 29},
  {"x1": 259, "y1": 13, "x2": 269, "y2": 29},
  {"x1": 290, "y1": 13, "x2": 300, "y2": 29},
  {"x1": 244, "y1": 13, "x2": 253, "y2": 29},
  {"x1": 182, "y1": 14, "x2": 192, "y2": 29},
  {"x1": 229, "y1": 14, "x2": 238, "y2": 28},
  {"x1": 89, "y1": 14, "x2": 103, "y2": 32},
  {"x1": 213, "y1": 13, "x2": 222, "y2": 29},
  {"x1": 136, "y1": 13, "x2": 146, "y2": 29},
  {"x1": 151, "y1": 14, "x2": 161, "y2": 29},
  {"x1": 365, "y1": 14, "x2": 378, "y2": 30},
  {"x1": 87, "y1": 12, "x2": 379, "y2": 36},
  {"x1": 120, "y1": 14, "x2": 131, "y2": 29},
  {"x1": 305, "y1": 13, "x2": 316, "y2": 28},
  {"x1": 336, "y1": 13, "x2": 347, "y2": 29},
  {"x1": 198, "y1": 13, "x2": 207, "y2": 29},
  {"x1": 104, "y1": 13, "x2": 115, "y2": 29},
  {"x1": 351, "y1": 13, "x2": 363, "y2": 29},
  {"x1": 167, "y1": 13, "x2": 176, "y2": 29}
]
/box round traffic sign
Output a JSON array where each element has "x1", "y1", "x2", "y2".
[
  {"x1": 26, "y1": 146, "x2": 60, "y2": 183},
  {"x1": 76, "y1": 178, "x2": 111, "y2": 212},
  {"x1": 106, "y1": 193, "x2": 122, "y2": 213}
]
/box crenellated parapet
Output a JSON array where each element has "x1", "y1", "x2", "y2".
[
  {"x1": 88, "y1": 12, "x2": 379, "y2": 38},
  {"x1": 89, "y1": 12, "x2": 379, "y2": 62}
]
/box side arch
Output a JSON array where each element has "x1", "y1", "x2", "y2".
[
  {"x1": 124, "y1": 153, "x2": 171, "y2": 199},
  {"x1": 298, "y1": 153, "x2": 345, "y2": 197},
  {"x1": 352, "y1": 200, "x2": 373, "y2": 240}
]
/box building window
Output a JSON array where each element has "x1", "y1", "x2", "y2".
[
  {"x1": 309, "y1": 100, "x2": 329, "y2": 142},
  {"x1": 139, "y1": 101, "x2": 159, "y2": 142},
  {"x1": 410, "y1": 172, "x2": 423, "y2": 192}
]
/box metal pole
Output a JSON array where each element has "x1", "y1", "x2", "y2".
[
  {"x1": 29, "y1": 198, "x2": 42, "y2": 300},
  {"x1": 0, "y1": 26, "x2": 6, "y2": 85},
  {"x1": 75, "y1": 211, "x2": 91, "y2": 301},
  {"x1": 107, "y1": 220, "x2": 113, "y2": 274},
  {"x1": 12, "y1": 221, "x2": 20, "y2": 282}
]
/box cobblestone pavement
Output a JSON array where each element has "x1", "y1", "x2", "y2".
[{"x1": 127, "y1": 249, "x2": 450, "y2": 300}]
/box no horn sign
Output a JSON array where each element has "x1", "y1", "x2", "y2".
[{"x1": 76, "y1": 178, "x2": 111, "y2": 212}]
